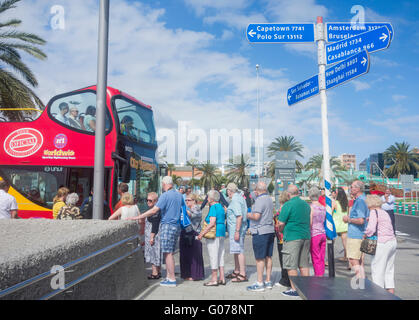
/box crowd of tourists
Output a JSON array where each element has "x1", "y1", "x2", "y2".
[{"x1": 0, "y1": 176, "x2": 398, "y2": 297}]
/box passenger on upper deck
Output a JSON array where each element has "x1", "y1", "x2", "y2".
[
  {"x1": 120, "y1": 115, "x2": 137, "y2": 140},
  {"x1": 84, "y1": 105, "x2": 96, "y2": 132},
  {"x1": 68, "y1": 106, "x2": 82, "y2": 129},
  {"x1": 55, "y1": 102, "x2": 70, "y2": 125}
]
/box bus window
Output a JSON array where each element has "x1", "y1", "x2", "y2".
[
  {"x1": 49, "y1": 91, "x2": 111, "y2": 134},
  {"x1": 135, "y1": 168, "x2": 158, "y2": 212},
  {"x1": 0, "y1": 166, "x2": 65, "y2": 208},
  {"x1": 114, "y1": 97, "x2": 156, "y2": 144}
]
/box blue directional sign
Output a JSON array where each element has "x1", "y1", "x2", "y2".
[
  {"x1": 326, "y1": 22, "x2": 394, "y2": 43},
  {"x1": 247, "y1": 23, "x2": 315, "y2": 43},
  {"x1": 325, "y1": 50, "x2": 370, "y2": 90},
  {"x1": 326, "y1": 26, "x2": 390, "y2": 65},
  {"x1": 287, "y1": 74, "x2": 319, "y2": 106}
]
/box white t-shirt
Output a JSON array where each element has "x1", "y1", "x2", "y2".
[
  {"x1": 120, "y1": 205, "x2": 139, "y2": 220},
  {"x1": 0, "y1": 190, "x2": 18, "y2": 219},
  {"x1": 381, "y1": 194, "x2": 395, "y2": 211}
]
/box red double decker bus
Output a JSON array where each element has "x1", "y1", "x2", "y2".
[{"x1": 0, "y1": 85, "x2": 163, "y2": 219}]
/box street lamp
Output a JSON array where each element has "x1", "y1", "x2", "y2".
[{"x1": 256, "y1": 64, "x2": 260, "y2": 177}]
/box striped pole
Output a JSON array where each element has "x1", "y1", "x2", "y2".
[{"x1": 316, "y1": 17, "x2": 337, "y2": 277}]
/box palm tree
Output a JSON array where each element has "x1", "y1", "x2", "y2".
[
  {"x1": 196, "y1": 161, "x2": 218, "y2": 193},
  {"x1": 167, "y1": 163, "x2": 176, "y2": 176},
  {"x1": 186, "y1": 158, "x2": 199, "y2": 182},
  {"x1": 384, "y1": 142, "x2": 419, "y2": 178},
  {"x1": 0, "y1": 0, "x2": 47, "y2": 121},
  {"x1": 267, "y1": 135, "x2": 304, "y2": 170},
  {"x1": 225, "y1": 154, "x2": 252, "y2": 189},
  {"x1": 304, "y1": 154, "x2": 346, "y2": 185}
]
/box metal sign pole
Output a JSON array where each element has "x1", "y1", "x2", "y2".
[
  {"x1": 93, "y1": 0, "x2": 110, "y2": 220},
  {"x1": 317, "y1": 16, "x2": 335, "y2": 277}
]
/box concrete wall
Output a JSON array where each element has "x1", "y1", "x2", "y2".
[{"x1": 0, "y1": 220, "x2": 147, "y2": 300}]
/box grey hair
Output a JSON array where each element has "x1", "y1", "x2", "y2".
[
  {"x1": 226, "y1": 183, "x2": 238, "y2": 193},
  {"x1": 256, "y1": 181, "x2": 267, "y2": 192},
  {"x1": 66, "y1": 193, "x2": 79, "y2": 206},
  {"x1": 162, "y1": 176, "x2": 173, "y2": 186},
  {"x1": 207, "y1": 190, "x2": 220, "y2": 202},
  {"x1": 352, "y1": 180, "x2": 365, "y2": 192},
  {"x1": 308, "y1": 187, "x2": 321, "y2": 201}
]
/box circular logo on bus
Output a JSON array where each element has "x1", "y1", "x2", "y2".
[
  {"x1": 54, "y1": 134, "x2": 68, "y2": 149},
  {"x1": 3, "y1": 128, "x2": 44, "y2": 158}
]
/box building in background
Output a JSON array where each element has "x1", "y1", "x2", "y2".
[
  {"x1": 366, "y1": 153, "x2": 385, "y2": 176},
  {"x1": 359, "y1": 158, "x2": 367, "y2": 171},
  {"x1": 339, "y1": 153, "x2": 356, "y2": 170}
]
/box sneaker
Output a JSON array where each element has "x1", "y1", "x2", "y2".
[
  {"x1": 246, "y1": 282, "x2": 265, "y2": 292},
  {"x1": 264, "y1": 281, "x2": 273, "y2": 289},
  {"x1": 160, "y1": 279, "x2": 177, "y2": 287},
  {"x1": 281, "y1": 289, "x2": 299, "y2": 298}
]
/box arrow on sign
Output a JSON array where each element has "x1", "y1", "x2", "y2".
[
  {"x1": 248, "y1": 29, "x2": 256, "y2": 37},
  {"x1": 325, "y1": 26, "x2": 390, "y2": 65},
  {"x1": 361, "y1": 56, "x2": 367, "y2": 66},
  {"x1": 379, "y1": 33, "x2": 388, "y2": 42}
]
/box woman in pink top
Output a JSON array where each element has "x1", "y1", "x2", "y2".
[
  {"x1": 308, "y1": 187, "x2": 326, "y2": 276},
  {"x1": 364, "y1": 195, "x2": 397, "y2": 294}
]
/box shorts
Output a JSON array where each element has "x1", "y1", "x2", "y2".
[
  {"x1": 347, "y1": 238, "x2": 363, "y2": 260},
  {"x1": 229, "y1": 232, "x2": 245, "y2": 254},
  {"x1": 252, "y1": 233, "x2": 275, "y2": 260},
  {"x1": 282, "y1": 239, "x2": 311, "y2": 270},
  {"x1": 160, "y1": 223, "x2": 181, "y2": 254}
]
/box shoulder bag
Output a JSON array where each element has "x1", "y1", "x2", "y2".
[
  {"x1": 360, "y1": 209, "x2": 378, "y2": 255},
  {"x1": 202, "y1": 215, "x2": 216, "y2": 239}
]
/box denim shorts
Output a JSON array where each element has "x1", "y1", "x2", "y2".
[
  {"x1": 160, "y1": 223, "x2": 181, "y2": 253},
  {"x1": 252, "y1": 233, "x2": 275, "y2": 260}
]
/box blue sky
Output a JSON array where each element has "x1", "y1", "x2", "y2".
[{"x1": 5, "y1": 0, "x2": 419, "y2": 166}]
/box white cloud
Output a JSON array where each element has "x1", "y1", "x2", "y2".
[
  {"x1": 351, "y1": 80, "x2": 371, "y2": 91},
  {"x1": 392, "y1": 94, "x2": 407, "y2": 102}
]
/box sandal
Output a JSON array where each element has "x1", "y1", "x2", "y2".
[
  {"x1": 147, "y1": 273, "x2": 161, "y2": 280},
  {"x1": 204, "y1": 281, "x2": 219, "y2": 287},
  {"x1": 231, "y1": 274, "x2": 248, "y2": 282},
  {"x1": 218, "y1": 280, "x2": 226, "y2": 286},
  {"x1": 226, "y1": 271, "x2": 239, "y2": 279}
]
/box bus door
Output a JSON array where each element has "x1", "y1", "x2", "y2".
[{"x1": 67, "y1": 168, "x2": 111, "y2": 215}]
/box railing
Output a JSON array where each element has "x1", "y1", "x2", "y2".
[{"x1": 0, "y1": 235, "x2": 139, "y2": 300}]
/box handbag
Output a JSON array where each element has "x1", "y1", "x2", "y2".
[
  {"x1": 360, "y1": 210, "x2": 378, "y2": 255},
  {"x1": 202, "y1": 219, "x2": 216, "y2": 239}
]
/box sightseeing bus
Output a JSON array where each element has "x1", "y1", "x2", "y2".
[{"x1": 0, "y1": 85, "x2": 164, "y2": 219}]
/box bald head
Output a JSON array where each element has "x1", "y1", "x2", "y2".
[{"x1": 287, "y1": 185, "x2": 299, "y2": 197}]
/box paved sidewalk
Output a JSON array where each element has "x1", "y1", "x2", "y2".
[
  {"x1": 135, "y1": 234, "x2": 299, "y2": 300},
  {"x1": 135, "y1": 233, "x2": 419, "y2": 300}
]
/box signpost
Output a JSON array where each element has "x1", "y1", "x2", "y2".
[
  {"x1": 247, "y1": 16, "x2": 393, "y2": 278},
  {"x1": 326, "y1": 22, "x2": 394, "y2": 43},
  {"x1": 325, "y1": 50, "x2": 370, "y2": 90},
  {"x1": 326, "y1": 26, "x2": 390, "y2": 65},
  {"x1": 247, "y1": 23, "x2": 315, "y2": 43},
  {"x1": 287, "y1": 75, "x2": 319, "y2": 106},
  {"x1": 287, "y1": 50, "x2": 370, "y2": 106}
]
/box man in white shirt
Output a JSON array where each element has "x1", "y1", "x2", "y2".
[
  {"x1": 381, "y1": 188, "x2": 396, "y2": 234},
  {"x1": 0, "y1": 180, "x2": 18, "y2": 219}
]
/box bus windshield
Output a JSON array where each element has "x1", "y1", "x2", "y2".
[
  {"x1": 114, "y1": 97, "x2": 156, "y2": 144},
  {"x1": 49, "y1": 90, "x2": 111, "y2": 134}
]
